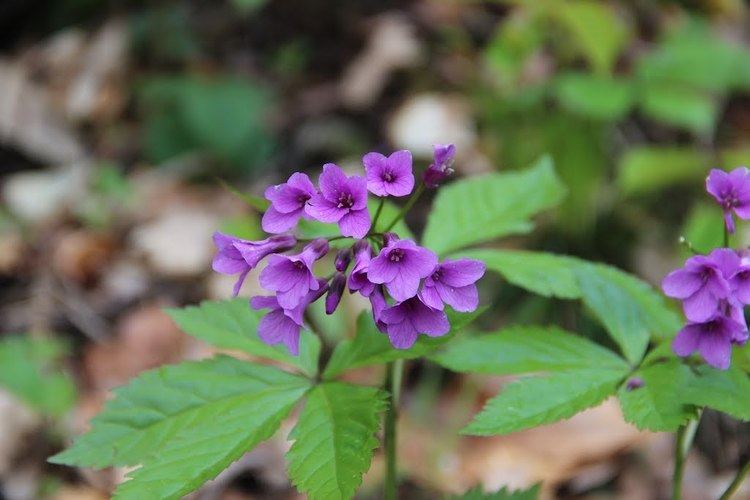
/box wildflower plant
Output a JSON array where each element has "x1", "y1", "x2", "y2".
[{"x1": 49, "y1": 154, "x2": 750, "y2": 499}]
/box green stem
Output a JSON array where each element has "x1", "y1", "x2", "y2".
[
  {"x1": 383, "y1": 360, "x2": 404, "y2": 500},
  {"x1": 371, "y1": 198, "x2": 385, "y2": 230},
  {"x1": 725, "y1": 224, "x2": 730, "y2": 247},
  {"x1": 383, "y1": 184, "x2": 425, "y2": 233},
  {"x1": 719, "y1": 460, "x2": 750, "y2": 500},
  {"x1": 672, "y1": 413, "x2": 701, "y2": 500}
]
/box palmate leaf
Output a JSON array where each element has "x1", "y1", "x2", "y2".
[
  {"x1": 422, "y1": 156, "x2": 566, "y2": 256},
  {"x1": 617, "y1": 360, "x2": 696, "y2": 431},
  {"x1": 460, "y1": 249, "x2": 680, "y2": 365},
  {"x1": 431, "y1": 325, "x2": 629, "y2": 375},
  {"x1": 462, "y1": 368, "x2": 627, "y2": 436},
  {"x1": 286, "y1": 382, "x2": 387, "y2": 500},
  {"x1": 50, "y1": 356, "x2": 310, "y2": 469},
  {"x1": 682, "y1": 366, "x2": 750, "y2": 421},
  {"x1": 167, "y1": 299, "x2": 320, "y2": 377},
  {"x1": 323, "y1": 307, "x2": 485, "y2": 379}
]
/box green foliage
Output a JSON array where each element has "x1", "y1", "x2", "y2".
[
  {"x1": 286, "y1": 383, "x2": 387, "y2": 500},
  {"x1": 139, "y1": 76, "x2": 275, "y2": 171},
  {"x1": 462, "y1": 368, "x2": 626, "y2": 436},
  {"x1": 449, "y1": 483, "x2": 541, "y2": 500},
  {"x1": 0, "y1": 336, "x2": 76, "y2": 417},
  {"x1": 431, "y1": 325, "x2": 628, "y2": 376},
  {"x1": 460, "y1": 249, "x2": 579, "y2": 299},
  {"x1": 554, "y1": 73, "x2": 634, "y2": 121},
  {"x1": 681, "y1": 204, "x2": 724, "y2": 256},
  {"x1": 617, "y1": 361, "x2": 695, "y2": 431},
  {"x1": 618, "y1": 147, "x2": 710, "y2": 196},
  {"x1": 683, "y1": 366, "x2": 750, "y2": 421},
  {"x1": 51, "y1": 356, "x2": 309, "y2": 470},
  {"x1": 461, "y1": 250, "x2": 680, "y2": 362},
  {"x1": 639, "y1": 85, "x2": 717, "y2": 136},
  {"x1": 167, "y1": 299, "x2": 320, "y2": 377},
  {"x1": 324, "y1": 308, "x2": 485, "y2": 379},
  {"x1": 423, "y1": 156, "x2": 566, "y2": 255}
]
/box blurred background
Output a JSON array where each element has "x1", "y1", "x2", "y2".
[{"x1": 0, "y1": 0, "x2": 749, "y2": 498}]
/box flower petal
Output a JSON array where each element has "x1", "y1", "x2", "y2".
[
  {"x1": 672, "y1": 324, "x2": 701, "y2": 357},
  {"x1": 661, "y1": 269, "x2": 703, "y2": 299},
  {"x1": 305, "y1": 193, "x2": 347, "y2": 223},
  {"x1": 338, "y1": 208, "x2": 371, "y2": 239},
  {"x1": 262, "y1": 206, "x2": 302, "y2": 233}
]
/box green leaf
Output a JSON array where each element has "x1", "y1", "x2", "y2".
[
  {"x1": 423, "y1": 156, "x2": 566, "y2": 255},
  {"x1": 462, "y1": 368, "x2": 626, "y2": 436},
  {"x1": 167, "y1": 299, "x2": 320, "y2": 377},
  {"x1": 681, "y1": 203, "x2": 724, "y2": 257},
  {"x1": 459, "y1": 249, "x2": 580, "y2": 299},
  {"x1": 554, "y1": 73, "x2": 634, "y2": 120},
  {"x1": 617, "y1": 361, "x2": 695, "y2": 431},
  {"x1": 639, "y1": 84, "x2": 718, "y2": 135},
  {"x1": 0, "y1": 336, "x2": 76, "y2": 417},
  {"x1": 286, "y1": 383, "x2": 387, "y2": 500},
  {"x1": 216, "y1": 178, "x2": 270, "y2": 212},
  {"x1": 431, "y1": 325, "x2": 628, "y2": 376},
  {"x1": 50, "y1": 356, "x2": 310, "y2": 469},
  {"x1": 323, "y1": 308, "x2": 485, "y2": 380},
  {"x1": 575, "y1": 263, "x2": 679, "y2": 364},
  {"x1": 449, "y1": 483, "x2": 541, "y2": 500},
  {"x1": 555, "y1": 0, "x2": 629, "y2": 75},
  {"x1": 618, "y1": 147, "x2": 711, "y2": 196},
  {"x1": 682, "y1": 366, "x2": 750, "y2": 421}
]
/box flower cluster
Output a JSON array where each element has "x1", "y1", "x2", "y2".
[
  {"x1": 662, "y1": 167, "x2": 750, "y2": 369},
  {"x1": 212, "y1": 145, "x2": 485, "y2": 354}
]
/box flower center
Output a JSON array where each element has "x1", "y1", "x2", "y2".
[
  {"x1": 383, "y1": 170, "x2": 394, "y2": 182},
  {"x1": 389, "y1": 249, "x2": 405, "y2": 263},
  {"x1": 297, "y1": 193, "x2": 310, "y2": 204},
  {"x1": 722, "y1": 190, "x2": 739, "y2": 209},
  {"x1": 431, "y1": 270, "x2": 442, "y2": 281},
  {"x1": 294, "y1": 261, "x2": 305, "y2": 270},
  {"x1": 337, "y1": 192, "x2": 354, "y2": 209}
]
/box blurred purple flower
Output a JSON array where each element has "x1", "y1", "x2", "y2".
[
  {"x1": 419, "y1": 258, "x2": 486, "y2": 312},
  {"x1": 305, "y1": 163, "x2": 371, "y2": 238},
  {"x1": 706, "y1": 167, "x2": 750, "y2": 234},
  {"x1": 672, "y1": 314, "x2": 746, "y2": 370},
  {"x1": 368, "y1": 239, "x2": 437, "y2": 302},
  {"x1": 262, "y1": 172, "x2": 317, "y2": 233},
  {"x1": 662, "y1": 249, "x2": 733, "y2": 322},
  {"x1": 423, "y1": 143, "x2": 455, "y2": 188},
  {"x1": 380, "y1": 296, "x2": 450, "y2": 349},
  {"x1": 363, "y1": 150, "x2": 414, "y2": 197},
  {"x1": 259, "y1": 239, "x2": 329, "y2": 309},
  {"x1": 212, "y1": 232, "x2": 296, "y2": 296}
]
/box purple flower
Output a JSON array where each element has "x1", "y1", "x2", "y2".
[
  {"x1": 662, "y1": 249, "x2": 733, "y2": 322},
  {"x1": 262, "y1": 172, "x2": 317, "y2": 233},
  {"x1": 418, "y1": 258, "x2": 486, "y2": 312},
  {"x1": 250, "y1": 281, "x2": 327, "y2": 355},
  {"x1": 334, "y1": 248, "x2": 352, "y2": 272},
  {"x1": 672, "y1": 314, "x2": 746, "y2": 370},
  {"x1": 305, "y1": 163, "x2": 371, "y2": 239},
  {"x1": 348, "y1": 242, "x2": 375, "y2": 297},
  {"x1": 380, "y1": 296, "x2": 450, "y2": 349},
  {"x1": 729, "y1": 252, "x2": 750, "y2": 304},
  {"x1": 369, "y1": 285, "x2": 389, "y2": 334},
  {"x1": 325, "y1": 273, "x2": 346, "y2": 315},
  {"x1": 368, "y1": 239, "x2": 437, "y2": 302},
  {"x1": 706, "y1": 167, "x2": 750, "y2": 234},
  {"x1": 423, "y1": 143, "x2": 455, "y2": 188},
  {"x1": 363, "y1": 150, "x2": 414, "y2": 197},
  {"x1": 212, "y1": 232, "x2": 296, "y2": 296},
  {"x1": 259, "y1": 239, "x2": 329, "y2": 309}
]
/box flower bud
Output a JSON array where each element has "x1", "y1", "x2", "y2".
[
  {"x1": 325, "y1": 272, "x2": 346, "y2": 315},
  {"x1": 335, "y1": 248, "x2": 352, "y2": 272},
  {"x1": 305, "y1": 238, "x2": 330, "y2": 260},
  {"x1": 382, "y1": 232, "x2": 399, "y2": 247},
  {"x1": 423, "y1": 143, "x2": 456, "y2": 188}
]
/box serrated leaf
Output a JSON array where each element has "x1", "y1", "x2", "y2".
[
  {"x1": 323, "y1": 307, "x2": 485, "y2": 379},
  {"x1": 575, "y1": 263, "x2": 678, "y2": 364},
  {"x1": 286, "y1": 383, "x2": 387, "y2": 500},
  {"x1": 0, "y1": 336, "x2": 76, "y2": 417},
  {"x1": 617, "y1": 360, "x2": 695, "y2": 431},
  {"x1": 682, "y1": 366, "x2": 750, "y2": 421},
  {"x1": 554, "y1": 73, "x2": 634, "y2": 120},
  {"x1": 459, "y1": 249, "x2": 580, "y2": 299},
  {"x1": 463, "y1": 369, "x2": 626, "y2": 436},
  {"x1": 50, "y1": 356, "x2": 309, "y2": 469},
  {"x1": 449, "y1": 483, "x2": 541, "y2": 500},
  {"x1": 167, "y1": 299, "x2": 320, "y2": 376},
  {"x1": 422, "y1": 156, "x2": 566, "y2": 255},
  {"x1": 431, "y1": 325, "x2": 628, "y2": 375}
]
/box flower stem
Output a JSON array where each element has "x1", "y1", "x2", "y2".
[
  {"x1": 719, "y1": 460, "x2": 750, "y2": 500},
  {"x1": 383, "y1": 184, "x2": 424, "y2": 233},
  {"x1": 383, "y1": 360, "x2": 404, "y2": 500},
  {"x1": 724, "y1": 224, "x2": 730, "y2": 247},
  {"x1": 371, "y1": 198, "x2": 385, "y2": 230},
  {"x1": 672, "y1": 413, "x2": 701, "y2": 500}
]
